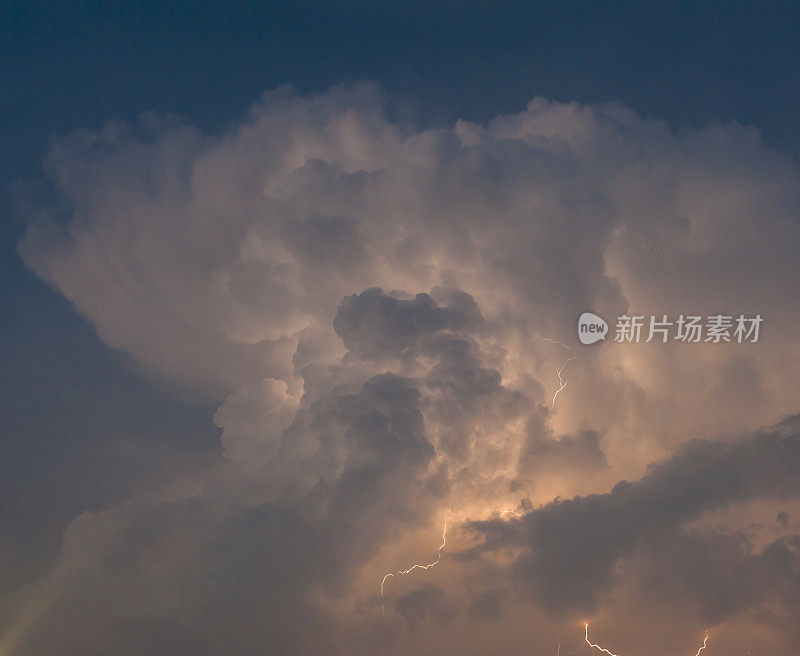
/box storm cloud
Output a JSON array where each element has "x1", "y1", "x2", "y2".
[
  {"x1": 9, "y1": 84, "x2": 800, "y2": 655},
  {"x1": 468, "y1": 414, "x2": 800, "y2": 615}
]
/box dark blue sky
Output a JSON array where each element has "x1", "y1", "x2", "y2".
[{"x1": 2, "y1": 0, "x2": 799, "y2": 573}]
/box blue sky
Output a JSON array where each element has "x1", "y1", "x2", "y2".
[{"x1": 2, "y1": 4, "x2": 800, "y2": 654}]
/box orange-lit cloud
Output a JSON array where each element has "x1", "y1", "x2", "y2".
[{"x1": 9, "y1": 85, "x2": 800, "y2": 655}]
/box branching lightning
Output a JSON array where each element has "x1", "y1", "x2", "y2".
[
  {"x1": 378, "y1": 509, "x2": 524, "y2": 615},
  {"x1": 542, "y1": 338, "x2": 576, "y2": 408},
  {"x1": 379, "y1": 521, "x2": 448, "y2": 615},
  {"x1": 372, "y1": 331, "x2": 713, "y2": 656},
  {"x1": 375, "y1": 336, "x2": 574, "y2": 612},
  {"x1": 375, "y1": 519, "x2": 710, "y2": 656},
  {"x1": 582, "y1": 622, "x2": 710, "y2": 656}
]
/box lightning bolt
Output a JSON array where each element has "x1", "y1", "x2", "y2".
[
  {"x1": 378, "y1": 508, "x2": 524, "y2": 615},
  {"x1": 693, "y1": 633, "x2": 710, "y2": 656},
  {"x1": 376, "y1": 336, "x2": 573, "y2": 611},
  {"x1": 583, "y1": 622, "x2": 709, "y2": 656},
  {"x1": 583, "y1": 622, "x2": 622, "y2": 656},
  {"x1": 376, "y1": 526, "x2": 710, "y2": 656},
  {"x1": 379, "y1": 520, "x2": 448, "y2": 615},
  {"x1": 542, "y1": 338, "x2": 576, "y2": 408}
]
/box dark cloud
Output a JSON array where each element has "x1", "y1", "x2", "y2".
[
  {"x1": 333, "y1": 288, "x2": 482, "y2": 360},
  {"x1": 632, "y1": 528, "x2": 800, "y2": 631},
  {"x1": 395, "y1": 584, "x2": 457, "y2": 632},
  {"x1": 468, "y1": 417, "x2": 800, "y2": 615},
  {"x1": 17, "y1": 369, "x2": 443, "y2": 655},
  {"x1": 424, "y1": 335, "x2": 503, "y2": 402},
  {"x1": 467, "y1": 588, "x2": 509, "y2": 620},
  {"x1": 521, "y1": 427, "x2": 607, "y2": 472},
  {"x1": 22, "y1": 500, "x2": 339, "y2": 656}
]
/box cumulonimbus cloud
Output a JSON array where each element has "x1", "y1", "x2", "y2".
[{"x1": 10, "y1": 84, "x2": 800, "y2": 655}]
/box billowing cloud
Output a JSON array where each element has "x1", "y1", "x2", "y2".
[
  {"x1": 9, "y1": 84, "x2": 800, "y2": 655},
  {"x1": 467, "y1": 414, "x2": 800, "y2": 615}
]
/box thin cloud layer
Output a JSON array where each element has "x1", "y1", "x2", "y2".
[{"x1": 9, "y1": 85, "x2": 800, "y2": 655}]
